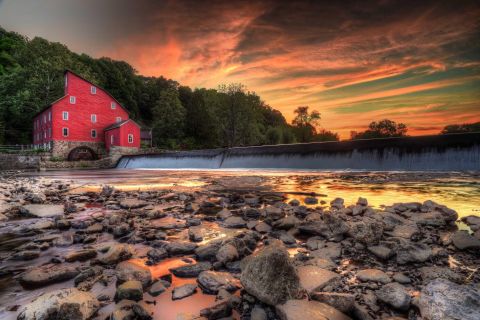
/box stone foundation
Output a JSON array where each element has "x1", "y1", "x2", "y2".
[
  {"x1": 109, "y1": 146, "x2": 140, "y2": 165},
  {"x1": 51, "y1": 141, "x2": 106, "y2": 160}
]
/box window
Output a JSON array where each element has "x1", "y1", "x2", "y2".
[
  {"x1": 110, "y1": 135, "x2": 114, "y2": 144},
  {"x1": 91, "y1": 114, "x2": 97, "y2": 123},
  {"x1": 116, "y1": 117, "x2": 122, "y2": 123},
  {"x1": 62, "y1": 111, "x2": 69, "y2": 120},
  {"x1": 65, "y1": 74, "x2": 68, "y2": 87},
  {"x1": 91, "y1": 86, "x2": 96, "y2": 94},
  {"x1": 111, "y1": 102, "x2": 116, "y2": 109},
  {"x1": 70, "y1": 96, "x2": 76, "y2": 104},
  {"x1": 91, "y1": 129, "x2": 97, "y2": 138},
  {"x1": 128, "y1": 134, "x2": 133, "y2": 143},
  {"x1": 63, "y1": 127, "x2": 69, "y2": 137},
  {"x1": 48, "y1": 112, "x2": 51, "y2": 121},
  {"x1": 43, "y1": 115, "x2": 46, "y2": 123},
  {"x1": 48, "y1": 128, "x2": 52, "y2": 137},
  {"x1": 44, "y1": 131, "x2": 46, "y2": 139}
]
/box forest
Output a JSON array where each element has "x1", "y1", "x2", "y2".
[{"x1": 0, "y1": 27, "x2": 339, "y2": 148}]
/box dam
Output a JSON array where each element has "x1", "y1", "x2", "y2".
[{"x1": 116, "y1": 132, "x2": 480, "y2": 171}]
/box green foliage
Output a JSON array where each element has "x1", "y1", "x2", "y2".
[
  {"x1": 351, "y1": 119, "x2": 408, "y2": 140},
  {"x1": 0, "y1": 27, "x2": 340, "y2": 148},
  {"x1": 441, "y1": 122, "x2": 480, "y2": 134}
]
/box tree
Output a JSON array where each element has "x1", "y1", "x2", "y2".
[
  {"x1": 352, "y1": 119, "x2": 408, "y2": 139},
  {"x1": 292, "y1": 106, "x2": 321, "y2": 142},
  {"x1": 441, "y1": 122, "x2": 480, "y2": 134},
  {"x1": 151, "y1": 88, "x2": 186, "y2": 148}
]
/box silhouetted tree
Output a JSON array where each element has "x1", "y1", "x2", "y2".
[
  {"x1": 441, "y1": 122, "x2": 480, "y2": 134},
  {"x1": 351, "y1": 119, "x2": 408, "y2": 139}
]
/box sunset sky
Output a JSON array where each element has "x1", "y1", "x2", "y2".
[{"x1": 1, "y1": 0, "x2": 479, "y2": 139}]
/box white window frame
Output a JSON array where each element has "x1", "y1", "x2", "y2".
[
  {"x1": 62, "y1": 127, "x2": 69, "y2": 137},
  {"x1": 48, "y1": 111, "x2": 51, "y2": 121},
  {"x1": 128, "y1": 134, "x2": 133, "y2": 144},
  {"x1": 43, "y1": 115, "x2": 46, "y2": 123},
  {"x1": 70, "y1": 96, "x2": 76, "y2": 104},
  {"x1": 91, "y1": 86, "x2": 96, "y2": 94},
  {"x1": 91, "y1": 129, "x2": 97, "y2": 138},
  {"x1": 48, "y1": 128, "x2": 52, "y2": 137},
  {"x1": 110, "y1": 134, "x2": 114, "y2": 145},
  {"x1": 116, "y1": 117, "x2": 121, "y2": 123},
  {"x1": 62, "y1": 111, "x2": 69, "y2": 120},
  {"x1": 44, "y1": 131, "x2": 46, "y2": 139},
  {"x1": 111, "y1": 102, "x2": 116, "y2": 109},
  {"x1": 91, "y1": 114, "x2": 97, "y2": 123}
]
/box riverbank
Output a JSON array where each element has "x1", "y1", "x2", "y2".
[{"x1": 0, "y1": 172, "x2": 479, "y2": 320}]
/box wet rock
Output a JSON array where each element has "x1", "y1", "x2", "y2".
[
  {"x1": 188, "y1": 227, "x2": 204, "y2": 242},
  {"x1": 376, "y1": 282, "x2": 411, "y2": 311},
  {"x1": 132, "y1": 302, "x2": 153, "y2": 320},
  {"x1": 147, "y1": 247, "x2": 168, "y2": 262},
  {"x1": 111, "y1": 299, "x2": 136, "y2": 320},
  {"x1": 419, "y1": 266, "x2": 463, "y2": 284},
  {"x1": 199, "y1": 201, "x2": 223, "y2": 214},
  {"x1": 279, "y1": 232, "x2": 296, "y2": 245},
  {"x1": 385, "y1": 224, "x2": 419, "y2": 239},
  {"x1": 244, "y1": 207, "x2": 261, "y2": 219},
  {"x1": 113, "y1": 223, "x2": 130, "y2": 238},
  {"x1": 200, "y1": 301, "x2": 232, "y2": 319},
  {"x1": 119, "y1": 198, "x2": 148, "y2": 209},
  {"x1": 289, "y1": 199, "x2": 300, "y2": 206},
  {"x1": 165, "y1": 241, "x2": 198, "y2": 255},
  {"x1": 54, "y1": 233, "x2": 74, "y2": 246},
  {"x1": 115, "y1": 280, "x2": 143, "y2": 302},
  {"x1": 240, "y1": 243, "x2": 300, "y2": 305},
  {"x1": 310, "y1": 292, "x2": 355, "y2": 314},
  {"x1": 393, "y1": 273, "x2": 411, "y2": 284},
  {"x1": 65, "y1": 249, "x2": 97, "y2": 262},
  {"x1": 451, "y1": 230, "x2": 480, "y2": 250},
  {"x1": 21, "y1": 204, "x2": 64, "y2": 218},
  {"x1": 299, "y1": 217, "x2": 348, "y2": 241},
  {"x1": 264, "y1": 205, "x2": 285, "y2": 220},
  {"x1": 20, "y1": 264, "x2": 79, "y2": 288},
  {"x1": 56, "y1": 219, "x2": 71, "y2": 229},
  {"x1": 17, "y1": 288, "x2": 99, "y2": 320},
  {"x1": 254, "y1": 221, "x2": 272, "y2": 233},
  {"x1": 216, "y1": 243, "x2": 239, "y2": 264},
  {"x1": 304, "y1": 197, "x2": 318, "y2": 205},
  {"x1": 276, "y1": 299, "x2": 351, "y2": 320},
  {"x1": 422, "y1": 200, "x2": 458, "y2": 223},
  {"x1": 396, "y1": 242, "x2": 432, "y2": 264},
  {"x1": 10, "y1": 250, "x2": 39, "y2": 261},
  {"x1": 74, "y1": 266, "x2": 103, "y2": 286},
  {"x1": 216, "y1": 208, "x2": 233, "y2": 220},
  {"x1": 367, "y1": 245, "x2": 394, "y2": 260},
  {"x1": 357, "y1": 197, "x2": 368, "y2": 206},
  {"x1": 98, "y1": 243, "x2": 133, "y2": 264},
  {"x1": 195, "y1": 240, "x2": 223, "y2": 261},
  {"x1": 197, "y1": 271, "x2": 240, "y2": 294},
  {"x1": 85, "y1": 223, "x2": 103, "y2": 234},
  {"x1": 251, "y1": 305, "x2": 268, "y2": 320},
  {"x1": 330, "y1": 198, "x2": 345, "y2": 210},
  {"x1": 305, "y1": 257, "x2": 337, "y2": 270},
  {"x1": 297, "y1": 266, "x2": 340, "y2": 293},
  {"x1": 170, "y1": 262, "x2": 212, "y2": 277},
  {"x1": 310, "y1": 242, "x2": 342, "y2": 260},
  {"x1": 172, "y1": 284, "x2": 197, "y2": 300},
  {"x1": 461, "y1": 215, "x2": 480, "y2": 230},
  {"x1": 223, "y1": 216, "x2": 247, "y2": 228},
  {"x1": 348, "y1": 219, "x2": 384, "y2": 244},
  {"x1": 357, "y1": 269, "x2": 391, "y2": 284},
  {"x1": 29, "y1": 219, "x2": 55, "y2": 230},
  {"x1": 149, "y1": 279, "x2": 170, "y2": 296},
  {"x1": 419, "y1": 279, "x2": 480, "y2": 320},
  {"x1": 274, "y1": 215, "x2": 301, "y2": 230},
  {"x1": 116, "y1": 260, "x2": 152, "y2": 288}
]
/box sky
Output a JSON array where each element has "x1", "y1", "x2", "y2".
[{"x1": 1, "y1": 0, "x2": 479, "y2": 139}]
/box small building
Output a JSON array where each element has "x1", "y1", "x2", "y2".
[{"x1": 32, "y1": 70, "x2": 141, "y2": 160}]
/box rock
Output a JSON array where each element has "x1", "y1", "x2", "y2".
[
  {"x1": 385, "y1": 224, "x2": 419, "y2": 239},
  {"x1": 357, "y1": 197, "x2": 368, "y2": 206},
  {"x1": 10, "y1": 250, "x2": 39, "y2": 261},
  {"x1": 149, "y1": 280, "x2": 169, "y2": 296},
  {"x1": 223, "y1": 216, "x2": 246, "y2": 228},
  {"x1": 305, "y1": 257, "x2": 337, "y2": 270},
  {"x1": 419, "y1": 266, "x2": 463, "y2": 284},
  {"x1": 98, "y1": 243, "x2": 133, "y2": 264},
  {"x1": 297, "y1": 266, "x2": 340, "y2": 293},
  {"x1": 310, "y1": 292, "x2": 355, "y2": 314},
  {"x1": 357, "y1": 269, "x2": 391, "y2": 284},
  {"x1": 274, "y1": 215, "x2": 300, "y2": 230},
  {"x1": 132, "y1": 301, "x2": 152, "y2": 320},
  {"x1": 299, "y1": 217, "x2": 348, "y2": 241},
  {"x1": 419, "y1": 279, "x2": 480, "y2": 320},
  {"x1": 254, "y1": 221, "x2": 272, "y2": 233},
  {"x1": 147, "y1": 247, "x2": 168, "y2": 262},
  {"x1": 85, "y1": 223, "x2": 103, "y2": 234},
  {"x1": 54, "y1": 233, "x2": 74, "y2": 246},
  {"x1": 172, "y1": 284, "x2": 197, "y2": 300},
  {"x1": 348, "y1": 219, "x2": 384, "y2": 244},
  {"x1": 264, "y1": 205, "x2": 285, "y2": 220},
  {"x1": 188, "y1": 227, "x2": 204, "y2": 242},
  {"x1": 304, "y1": 197, "x2": 318, "y2": 205},
  {"x1": 376, "y1": 282, "x2": 411, "y2": 311},
  {"x1": 21, "y1": 204, "x2": 64, "y2": 218},
  {"x1": 115, "y1": 280, "x2": 143, "y2": 302},
  {"x1": 111, "y1": 299, "x2": 136, "y2": 320},
  {"x1": 393, "y1": 273, "x2": 411, "y2": 284},
  {"x1": 451, "y1": 230, "x2": 480, "y2": 250},
  {"x1": 216, "y1": 243, "x2": 239, "y2": 264},
  {"x1": 65, "y1": 249, "x2": 97, "y2": 262},
  {"x1": 74, "y1": 266, "x2": 103, "y2": 286},
  {"x1": 200, "y1": 301, "x2": 232, "y2": 319},
  {"x1": 276, "y1": 299, "x2": 351, "y2": 320},
  {"x1": 166, "y1": 241, "x2": 198, "y2": 255},
  {"x1": 422, "y1": 200, "x2": 458, "y2": 223},
  {"x1": 216, "y1": 208, "x2": 232, "y2": 220},
  {"x1": 289, "y1": 199, "x2": 300, "y2": 206},
  {"x1": 396, "y1": 242, "x2": 432, "y2": 264},
  {"x1": 20, "y1": 264, "x2": 79, "y2": 288},
  {"x1": 330, "y1": 198, "x2": 345, "y2": 210},
  {"x1": 310, "y1": 242, "x2": 342, "y2": 260},
  {"x1": 56, "y1": 219, "x2": 71, "y2": 229},
  {"x1": 113, "y1": 223, "x2": 130, "y2": 238},
  {"x1": 240, "y1": 243, "x2": 300, "y2": 305},
  {"x1": 170, "y1": 262, "x2": 212, "y2": 277},
  {"x1": 195, "y1": 240, "x2": 223, "y2": 261},
  {"x1": 29, "y1": 219, "x2": 55, "y2": 230},
  {"x1": 367, "y1": 245, "x2": 393, "y2": 260},
  {"x1": 116, "y1": 261, "x2": 152, "y2": 288},
  {"x1": 119, "y1": 198, "x2": 148, "y2": 209},
  {"x1": 197, "y1": 271, "x2": 240, "y2": 294},
  {"x1": 17, "y1": 288, "x2": 99, "y2": 320}
]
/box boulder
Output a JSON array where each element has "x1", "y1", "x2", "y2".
[
  {"x1": 170, "y1": 262, "x2": 212, "y2": 277},
  {"x1": 419, "y1": 266, "x2": 463, "y2": 284},
  {"x1": 348, "y1": 219, "x2": 384, "y2": 244},
  {"x1": 385, "y1": 224, "x2": 419, "y2": 239},
  {"x1": 276, "y1": 299, "x2": 351, "y2": 320},
  {"x1": 116, "y1": 261, "x2": 152, "y2": 288},
  {"x1": 147, "y1": 247, "x2": 168, "y2": 262},
  {"x1": 216, "y1": 243, "x2": 239, "y2": 264},
  {"x1": 98, "y1": 243, "x2": 133, "y2": 265},
  {"x1": 451, "y1": 230, "x2": 480, "y2": 250},
  {"x1": 297, "y1": 266, "x2": 340, "y2": 292},
  {"x1": 166, "y1": 241, "x2": 197, "y2": 255},
  {"x1": 419, "y1": 279, "x2": 480, "y2": 320},
  {"x1": 396, "y1": 242, "x2": 432, "y2": 264},
  {"x1": 20, "y1": 264, "x2": 79, "y2": 288},
  {"x1": 172, "y1": 284, "x2": 197, "y2": 300},
  {"x1": 17, "y1": 288, "x2": 99, "y2": 320},
  {"x1": 149, "y1": 279, "x2": 169, "y2": 296},
  {"x1": 240, "y1": 243, "x2": 300, "y2": 305},
  {"x1": 357, "y1": 269, "x2": 391, "y2": 284},
  {"x1": 21, "y1": 204, "x2": 64, "y2": 218},
  {"x1": 367, "y1": 245, "x2": 394, "y2": 260},
  {"x1": 65, "y1": 249, "x2": 97, "y2": 262},
  {"x1": 115, "y1": 280, "x2": 143, "y2": 302},
  {"x1": 119, "y1": 198, "x2": 148, "y2": 209},
  {"x1": 376, "y1": 282, "x2": 411, "y2": 311},
  {"x1": 310, "y1": 292, "x2": 355, "y2": 314},
  {"x1": 223, "y1": 216, "x2": 247, "y2": 228},
  {"x1": 197, "y1": 271, "x2": 240, "y2": 294}
]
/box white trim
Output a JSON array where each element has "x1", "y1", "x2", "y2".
[
  {"x1": 116, "y1": 117, "x2": 122, "y2": 123},
  {"x1": 69, "y1": 96, "x2": 76, "y2": 104},
  {"x1": 48, "y1": 111, "x2": 51, "y2": 121},
  {"x1": 62, "y1": 111, "x2": 69, "y2": 120},
  {"x1": 91, "y1": 86, "x2": 96, "y2": 94},
  {"x1": 111, "y1": 102, "x2": 116, "y2": 109},
  {"x1": 110, "y1": 134, "x2": 114, "y2": 145},
  {"x1": 91, "y1": 114, "x2": 97, "y2": 123},
  {"x1": 62, "y1": 127, "x2": 69, "y2": 137},
  {"x1": 128, "y1": 134, "x2": 133, "y2": 144}
]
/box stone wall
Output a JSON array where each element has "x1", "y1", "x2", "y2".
[
  {"x1": 109, "y1": 146, "x2": 140, "y2": 166},
  {"x1": 41, "y1": 157, "x2": 114, "y2": 170},
  {"x1": 51, "y1": 140, "x2": 106, "y2": 160},
  {"x1": 0, "y1": 154, "x2": 43, "y2": 170}
]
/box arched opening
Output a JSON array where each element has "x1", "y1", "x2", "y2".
[{"x1": 67, "y1": 146, "x2": 97, "y2": 161}]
